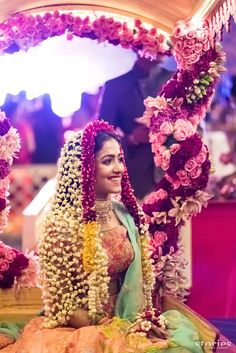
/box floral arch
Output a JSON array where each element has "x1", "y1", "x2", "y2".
[{"x1": 0, "y1": 7, "x2": 228, "y2": 296}]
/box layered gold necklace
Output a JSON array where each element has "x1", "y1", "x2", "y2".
[{"x1": 95, "y1": 199, "x2": 113, "y2": 224}]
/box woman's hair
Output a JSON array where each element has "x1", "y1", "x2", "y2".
[{"x1": 94, "y1": 130, "x2": 120, "y2": 154}]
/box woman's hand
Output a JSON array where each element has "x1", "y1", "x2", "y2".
[{"x1": 150, "y1": 324, "x2": 169, "y2": 340}]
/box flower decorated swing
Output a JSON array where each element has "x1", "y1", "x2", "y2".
[{"x1": 0, "y1": 0, "x2": 235, "y2": 350}]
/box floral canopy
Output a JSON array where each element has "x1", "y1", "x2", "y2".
[{"x1": 0, "y1": 0, "x2": 235, "y2": 296}]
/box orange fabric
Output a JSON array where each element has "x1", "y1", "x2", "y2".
[{"x1": 0, "y1": 317, "x2": 168, "y2": 353}]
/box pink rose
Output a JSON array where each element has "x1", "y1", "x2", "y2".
[
  {"x1": 181, "y1": 178, "x2": 191, "y2": 187},
  {"x1": 165, "y1": 173, "x2": 180, "y2": 189},
  {"x1": 155, "y1": 132, "x2": 167, "y2": 145},
  {"x1": 160, "y1": 121, "x2": 173, "y2": 136},
  {"x1": 161, "y1": 150, "x2": 171, "y2": 170},
  {"x1": 195, "y1": 151, "x2": 207, "y2": 165},
  {"x1": 184, "y1": 158, "x2": 198, "y2": 172},
  {"x1": 4, "y1": 249, "x2": 16, "y2": 262},
  {"x1": 194, "y1": 42, "x2": 203, "y2": 53},
  {"x1": 0, "y1": 260, "x2": 9, "y2": 272},
  {"x1": 184, "y1": 39, "x2": 195, "y2": 48},
  {"x1": 173, "y1": 179, "x2": 181, "y2": 189},
  {"x1": 153, "y1": 231, "x2": 167, "y2": 246},
  {"x1": 203, "y1": 42, "x2": 210, "y2": 51},
  {"x1": 173, "y1": 26, "x2": 184, "y2": 38},
  {"x1": 190, "y1": 166, "x2": 202, "y2": 179},
  {"x1": 177, "y1": 169, "x2": 188, "y2": 179},
  {"x1": 186, "y1": 30, "x2": 197, "y2": 39},
  {"x1": 170, "y1": 143, "x2": 181, "y2": 154},
  {"x1": 154, "y1": 154, "x2": 162, "y2": 167},
  {"x1": 175, "y1": 40, "x2": 184, "y2": 51},
  {"x1": 182, "y1": 47, "x2": 193, "y2": 57},
  {"x1": 201, "y1": 32, "x2": 209, "y2": 44},
  {"x1": 173, "y1": 119, "x2": 195, "y2": 141},
  {"x1": 187, "y1": 53, "x2": 200, "y2": 64}
]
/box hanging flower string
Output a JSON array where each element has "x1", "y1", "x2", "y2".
[
  {"x1": 141, "y1": 19, "x2": 226, "y2": 299},
  {"x1": 0, "y1": 11, "x2": 170, "y2": 59},
  {"x1": 0, "y1": 111, "x2": 20, "y2": 233}
]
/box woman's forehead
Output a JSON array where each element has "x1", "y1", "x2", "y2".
[{"x1": 97, "y1": 139, "x2": 120, "y2": 157}]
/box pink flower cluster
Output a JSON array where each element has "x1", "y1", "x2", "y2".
[
  {"x1": 0, "y1": 241, "x2": 29, "y2": 289},
  {"x1": 171, "y1": 20, "x2": 210, "y2": 70},
  {"x1": 14, "y1": 250, "x2": 40, "y2": 293},
  {"x1": 0, "y1": 111, "x2": 20, "y2": 233},
  {"x1": 141, "y1": 21, "x2": 226, "y2": 261},
  {"x1": 149, "y1": 118, "x2": 196, "y2": 171},
  {"x1": 166, "y1": 145, "x2": 208, "y2": 189},
  {"x1": 0, "y1": 11, "x2": 169, "y2": 59}
]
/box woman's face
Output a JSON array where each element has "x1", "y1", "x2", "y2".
[{"x1": 95, "y1": 138, "x2": 125, "y2": 199}]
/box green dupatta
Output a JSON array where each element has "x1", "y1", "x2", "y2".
[{"x1": 112, "y1": 201, "x2": 144, "y2": 322}]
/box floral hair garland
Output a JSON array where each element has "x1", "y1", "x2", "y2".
[
  {"x1": 141, "y1": 20, "x2": 226, "y2": 299},
  {"x1": 0, "y1": 11, "x2": 170, "y2": 59},
  {"x1": 39, "y1": 120, "x2": 154, "y2": 328},
  {"x1": 0, "y1": 110, "x2": 20, "y2": 233}
]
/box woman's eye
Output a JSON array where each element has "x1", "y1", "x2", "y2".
[
  {"x1": 118, "y1": 157, "x2": 124, "y2": 163},
  {"x1": 103, "y1": 159, "x2": 111, "y2": 165}
]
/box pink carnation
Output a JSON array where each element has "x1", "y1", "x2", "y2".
[
  {"x1": 188, "y1": 115, "x2": 200, "y2": 127},
  {"x1": 145, "y1": 188, "x2": 167, "y2": 204}
]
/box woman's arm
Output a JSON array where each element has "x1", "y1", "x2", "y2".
[{"x1": 67, "y1": 308, "x2": 90, "y2": 328}]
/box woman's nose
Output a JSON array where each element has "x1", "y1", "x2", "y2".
[{"x1": 113, "y1": 160, "x2": 124, "y2": 173}]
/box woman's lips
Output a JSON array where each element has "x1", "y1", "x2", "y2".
[{"x1": 108, "y1": 176, "x2": 122, "y2": 182}]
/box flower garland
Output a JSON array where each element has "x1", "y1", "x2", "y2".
[
  {"x1": 141, "y1": 20, "x2": 226, "y2": 299},
  {"x1": 39, "y1": 120, "x2": 155, "y2": 328},
  {"x1": 128, "y1": 307, "x2": 167, "y2": 338},
  {"x1": 0, "y1": 111, "x2": 20, "y2": 233},
  {"x1": 0, "y1": 11, "x2": 170, "y2": 59}
]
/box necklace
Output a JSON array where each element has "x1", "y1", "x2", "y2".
[{"x1": 95, "y1": 199, "x2": 113, "y2": 224}]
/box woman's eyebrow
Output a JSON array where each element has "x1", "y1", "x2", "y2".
[{"x1": 101, "y1": 153, "x2": 122, "y2": 159}]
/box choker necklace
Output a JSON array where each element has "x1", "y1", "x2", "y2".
[{"x1": 95, "y1": 200, "x2": 113, "y2": 224}]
